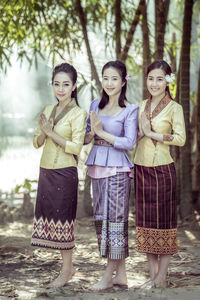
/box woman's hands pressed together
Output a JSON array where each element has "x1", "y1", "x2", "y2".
[
  {"x1": 89, "y1": 110, "x2": 115, "y2": 145},
  {"x1": 139, "y1": 111, "x2": 164, "y2": 142},
  {"x1": 39, "y1": 113, "x2": 54, "y2": 136},
  {"x1": 38, "y1": 113, "x2": 68, "y2": 149},
  {"x1": 90, "y1": 111, "x2": 103, "y2": 135},
  {"x1": 140, "y1": 112, "x2": 151, "y2": 137}
]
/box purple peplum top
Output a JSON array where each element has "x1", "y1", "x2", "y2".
[{"x1": 85, "y1": 99, "x2": 138, "y2": 168}]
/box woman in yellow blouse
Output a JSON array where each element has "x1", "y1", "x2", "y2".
[
  {"x1": 134, "y1": 60, "x2": 186, "y2": 288},
  {"x1": 31, "y1": 63, "x2": 87, "y2": 288}
]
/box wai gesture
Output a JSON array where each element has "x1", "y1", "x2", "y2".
[{"x1": 39, "y1": 113, "x2": 54, "y2": 136}]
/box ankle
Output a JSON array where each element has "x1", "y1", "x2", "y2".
[
  {"x1": 60, "y1": 268, "x2": 74, "y2": 275},
  {"x1": 102, "y1": 274, "x2": 113, "y2": 284},
  {"x1": 154, "y1": 274, "x2": 166, "y2": 283}
]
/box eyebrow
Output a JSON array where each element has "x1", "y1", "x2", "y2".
[
  {"x1": 103, "y1": 75, "x2": 119, "y2": 78},
  {"x1": 148, "y1": 76, "x2": 164, "y2": 78},
  {"x1": 54, "y1": 80, "x2": 70, "y2": 83}
]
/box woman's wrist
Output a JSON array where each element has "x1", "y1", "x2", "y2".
[
  {"x1": 146, "y1": 131, "x2": 153, "y2": 138},
  {"x1": 40, "y1": 131, "x2": 46, "y2": 138},
  {"x1": 95, "y1": 128, "x2": 103, "y2": 137},
  {"x1": 146, "y1": 131, "x2": 164, "y2": 142},
  {"x1": 46, "y1": 131, "x2": 53, "y2": 138}
]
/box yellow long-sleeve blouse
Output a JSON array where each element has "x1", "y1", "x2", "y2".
[
  {"x1": 133, "y1": 97, "x2": 186, "y2": 167},
  {"x1": 33, "y1": 99, "x2": 87, "y2": 169}
]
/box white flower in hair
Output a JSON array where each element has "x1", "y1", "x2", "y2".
[
  {"x1": 165, "y1": 73, "x2": 175, "y2": 83},
  {"x1": 125, "y1": 74, "x2": 130, "y2": 80}
]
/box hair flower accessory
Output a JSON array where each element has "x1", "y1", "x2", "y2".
[
  {"x1": 125, "y1": 74, "x2": 130, "y2": 80},
  {"x1": 165, "y1": 73, "x2": 175, "y2": 83}
]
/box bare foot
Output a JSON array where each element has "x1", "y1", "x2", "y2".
[
  {"x1": 154, "y1": 279, "x2": 167, "y2": 288},
  {"x1": 153, "y1": 274, "x2": 168, "y2": 288},
  {"x1": 90, "y1": 278, "x2": 113, "y2": 291},
  {"x1": 112, "y1": 275, "x2": 128, "y2": 287},
  {"x1": 47, "y1": 268, "x2": 75, "y2": 288}
]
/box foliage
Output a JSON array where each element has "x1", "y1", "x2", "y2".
[
  {"x1": 14, "y1": 178, "x2": 38, "y2": 193},
  {"x1": 0, "y1": 0, "x2": 84, "y2": 69},
  {"x1": 0, "y1": 0, "x2": 145, "y2": 73}
]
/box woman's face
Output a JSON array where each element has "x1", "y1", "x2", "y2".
[
  {"x1": 147, "y1": 68, "x2": 167, "y2": 99},
  {"x1": 102, "y1": 67, "x2": 124, "y2": 98},
  {"x1": 53, "y1": 72, "x2": 76, "y2": 103}
]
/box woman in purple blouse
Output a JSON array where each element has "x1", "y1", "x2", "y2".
[{"x1": 84, "y1": 61, "x2": 138, "y2": 290}]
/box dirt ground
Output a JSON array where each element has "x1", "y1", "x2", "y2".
[{"x1": 0, "y1": 212, "x2": 200, "y2": 300}]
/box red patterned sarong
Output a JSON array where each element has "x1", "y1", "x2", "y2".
[{"x1": 135, "y1": 163, "x2": 177, "y2": 254}]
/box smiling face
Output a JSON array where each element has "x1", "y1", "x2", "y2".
[
  {"x1": 102, "y1": 67, "x2": 125, "y2": 98},
  {"x1": 147, "y1": 68, "x2": 167, "y2": 100},
  {"x1": 53, "y1": 72, "x2": 76, "y2": 104}
]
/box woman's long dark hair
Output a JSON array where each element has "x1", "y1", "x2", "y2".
[
  {"x1": 52, "y1": 62, "x2": 78, "y2": 105},
  {"x1": 99, "y1": 60, "x2": 128, "y2": 109},
  {"x1": 147, "y1": 60, "x2": 173, "y2": 99}
]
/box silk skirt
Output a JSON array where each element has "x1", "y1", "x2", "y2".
[
  {"x1": 92, "y1": 172, "x2": 131, "y2": 259},
  {"x1": 135, "y1": 163, "x2": 177, "y2": 254},
  {"x1": 31, "y1": 167, "x2": 78, "y2": 250}
]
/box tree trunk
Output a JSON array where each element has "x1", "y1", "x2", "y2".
[
  {"x1": 83, "y1": 174, "x2": 93, "y2": 216},
  {"x1": 169, "y1": 32, "x2": 177, "y2": 161},
  {"x1": 196, "y1": 68, "x2": 200, "y2": 208},
  {"x1": 120, "y1": 0, "x2": 145, "y2": 63},
  {"x1": 169, "y1": 32, "x2": 181, "y2": 207},
  {"x1": 179, "y1": 0, "x2": 194, "y2": 219},
  {"x1": 115, "y1": 0, "x2": 121, "y2": 59},
  {"x1": 142, "y1": 0, "x2": 151, "y2": 100},
  {"x1": 154, "y1": 0, "x2": 170, "y2": 60},
  {"x1": 75, "y1": 0, "x2": 101, "y2": 92},
  {"x1": 168, "y1": 32, "x2": 177, "y2": 74}
]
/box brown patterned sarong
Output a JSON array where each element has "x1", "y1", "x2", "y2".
[
  {"x1": 31, "y1": 167, "x2": 78, "y2": 250},
  {"x1": 92, "y1": 172, "x2": 131, "y2": 259},
  {"x1": 135, "y1": 163, "x2": 177, "y2": 254}
]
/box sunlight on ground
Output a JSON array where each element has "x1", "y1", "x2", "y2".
[
  {"x1": 184, "y1": 230, "x2": 196, "y2": 241},
  {"x1": 17, "y1": 290, "x2": 36, "y2": 299},
  {"x1": 125, "y1": 256, "x2": 147, "y2": 287},
  {"x1": 0, "y1": 222, "x2": 32, "y2": 238}
]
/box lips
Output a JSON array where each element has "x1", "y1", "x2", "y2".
[
  {"x1": 151, "y1": 88, "x2": 160, "y2": 92},
  {"x1": 57, "y1": 94, "x2": 65, "y2": 97},
  {"x1": 106, "y1": 88, "x2": 115, "y2": 92}
]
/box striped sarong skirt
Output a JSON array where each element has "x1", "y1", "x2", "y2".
[
  {"x1": 92, "y1": 172, "x2": 131, "y2": 259},
  {"x1": 31, "y1": 167, "x2": 78, "y2": 250},
  {"x1": 135, "y1": 163, "x2": 177, "y2": 255}
]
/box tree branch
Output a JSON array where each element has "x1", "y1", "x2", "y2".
[
  {"x1": 75, "y1": 0, "x2": 101, "y2": 92},
  {"x1": 120, "y1": 0, "x2": 145, "y2": 63},
  {"x1": 115, "y1": 0, "x2": 121, "y2": 59}
]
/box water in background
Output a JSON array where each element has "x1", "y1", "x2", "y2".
[{"x1": 0, "y1": 136, "x2": 41, "y2": 191}]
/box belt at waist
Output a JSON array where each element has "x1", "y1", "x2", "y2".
[{"x1": 94, "y1": 139, "x2": 113, "y2": 147}]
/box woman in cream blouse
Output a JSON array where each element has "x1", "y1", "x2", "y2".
[
  {"x1": 134, "y1": 60, "x2": 186, "y2": 288},
  {"x1": 31, "y1": 63, "x2": 87, "y2": 288}
]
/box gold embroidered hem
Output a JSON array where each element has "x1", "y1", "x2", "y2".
[
  {"x1": 31, "y1": 217, "x2": 75, "y2": 250},
  {"x1": 136, "y1": 226, "x2": 177, "y2": 255}
]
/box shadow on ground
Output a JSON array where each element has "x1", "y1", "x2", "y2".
[{"x1": 0, "y1": 213, "x2": 200, "y2": 300}]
